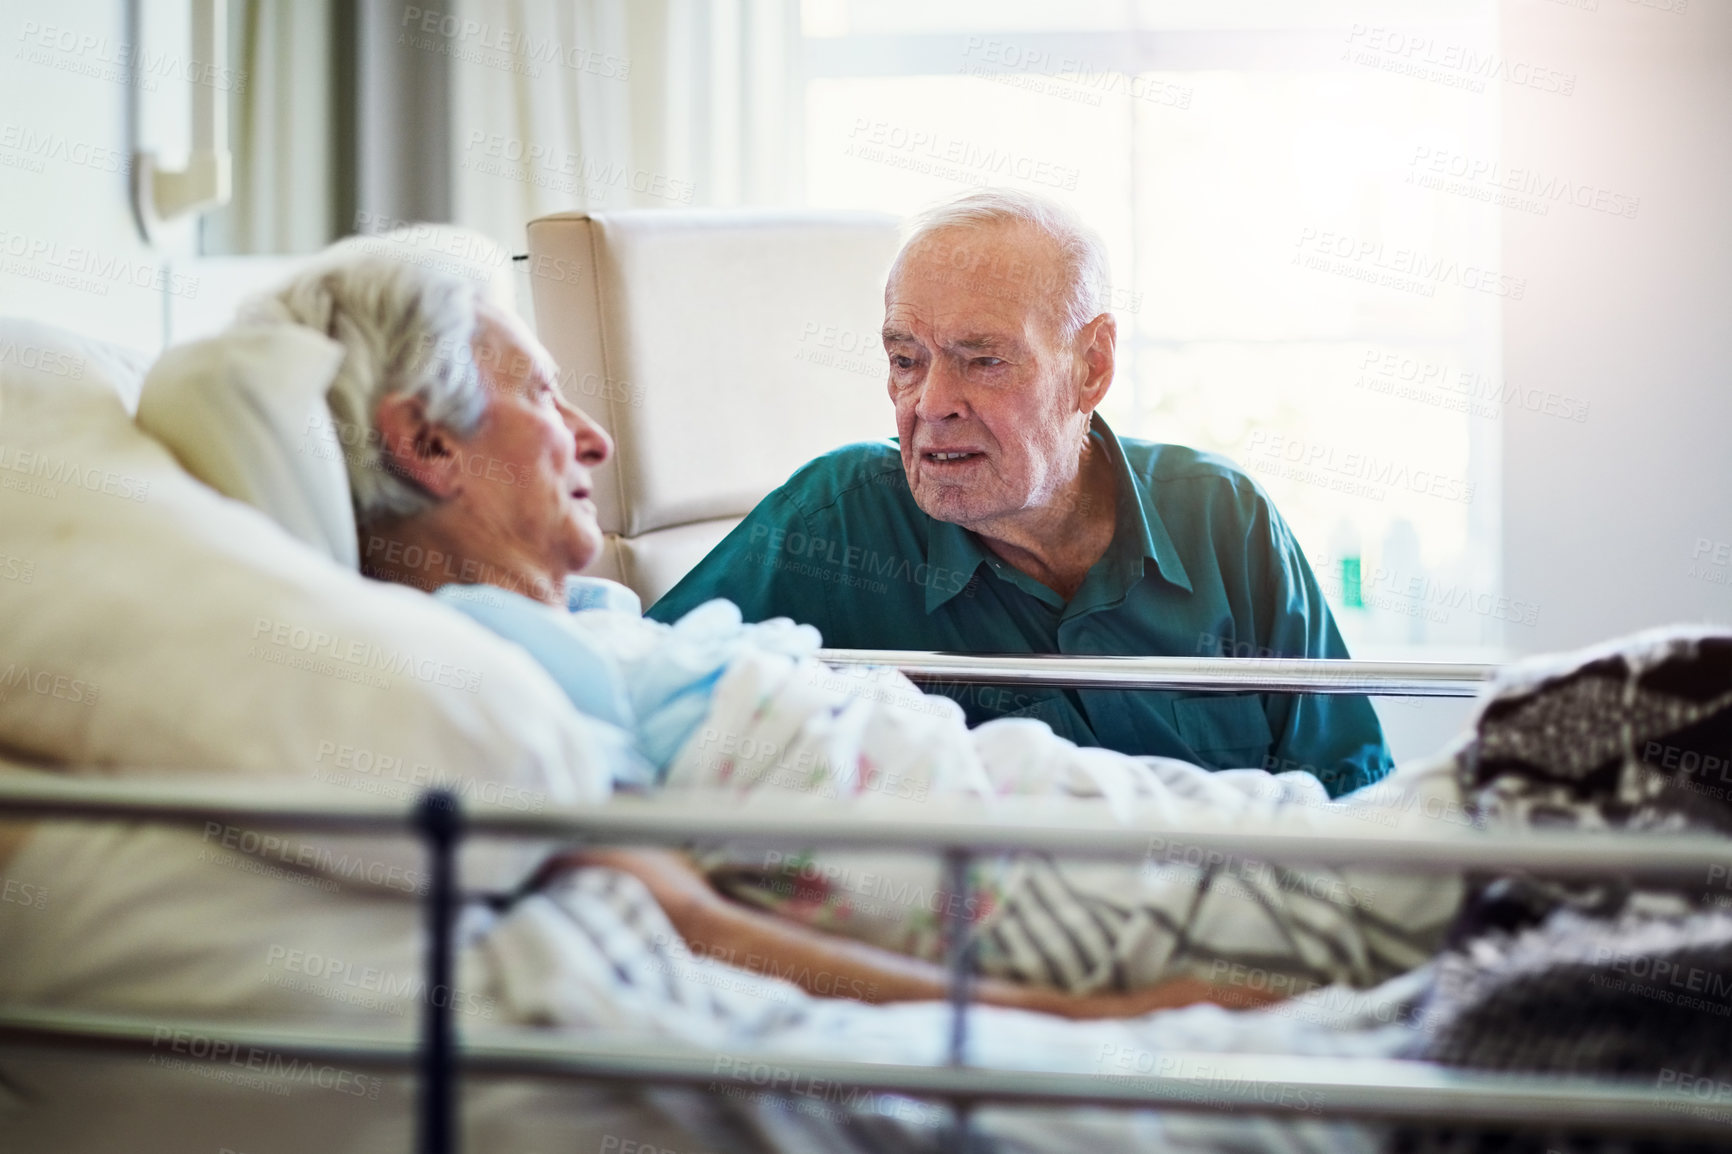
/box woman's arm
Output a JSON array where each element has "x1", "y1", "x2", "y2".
[{"x1": 552, "y1": 848, "x2": 1284, "y2": 1021}]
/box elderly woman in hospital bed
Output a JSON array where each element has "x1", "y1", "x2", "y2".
[{"x1": 238, "y1": 252, "x2": 1485, "y2": 1021}]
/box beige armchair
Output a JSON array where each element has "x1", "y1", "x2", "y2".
[{"x1": 524, "y1": 209, "x2": 902, "y2": 606}]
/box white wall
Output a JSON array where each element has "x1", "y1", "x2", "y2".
[
  {"x1": 0, "y1": 0, "x2": 184, "y2": 354},
  {"x1": 1373, "y1": 0, "x2": 1732, "y2": 764},
  {"x1": 1501, "y1": 0, "x2": 1732, "y2": 655}
]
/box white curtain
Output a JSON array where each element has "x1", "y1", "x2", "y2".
[
  {"x1": 201, "y1": 0, "x2": 335, "y2": 255},
  {"x1": 450, "y1": 0, "x2": 800, "y2": 255}
]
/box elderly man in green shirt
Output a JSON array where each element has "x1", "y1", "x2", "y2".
[{"x1": 649, "y1": 190, "x2": 1391, "y2": 797}]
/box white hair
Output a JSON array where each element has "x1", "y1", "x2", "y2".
[
  {"x1": 245, "y1": 254, "x2": 487, "y2": 528},
  {"x1": 898, "y1": 189, "x2": 1112, "y2": 339}
]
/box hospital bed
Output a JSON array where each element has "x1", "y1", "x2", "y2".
[
  {"x1": 4, "y1": 745, "x2": 1729, "y2": 1153},
  {"x1": 0, "y1": 210, "x2": 1725, "y2": 1153}
]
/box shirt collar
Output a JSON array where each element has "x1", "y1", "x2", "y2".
[
  {"x1": 1095, "y1": 414, "x2": 1193, "y2": 597},
  {"x1": 925, "y1": 509, "x2": 992, "y2": 613},
  {"x1": 923, "y1": 414, "x2": 1193, "y2": 613}
]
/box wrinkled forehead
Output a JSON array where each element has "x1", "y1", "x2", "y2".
[{"x1": 886, "y1": 222, "x2": 1069, "y2": 344}]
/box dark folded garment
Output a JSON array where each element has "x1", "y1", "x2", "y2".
[{"x1": 1387, "y1": 629, "x2": 1732, "y2": 1154}]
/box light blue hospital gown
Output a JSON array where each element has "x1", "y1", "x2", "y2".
[{"x1": 435, "y1": 576, "x2": 821, "y2": 790}]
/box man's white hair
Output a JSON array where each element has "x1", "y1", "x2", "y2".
[
  {"x1": 899, "y1": 189, "x2": 1112, "y2": 339},
  {"x1": 245, "y1": 254, "x2": 487, "y2": 528}
]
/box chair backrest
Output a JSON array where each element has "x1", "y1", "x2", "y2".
[{"x1": 524, "y1": 209, "x2": 902, "y2": 605}]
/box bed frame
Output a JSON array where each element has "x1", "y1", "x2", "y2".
[{"x1": 4, "y1": 653, "x2": 1728, "y2": 1153}]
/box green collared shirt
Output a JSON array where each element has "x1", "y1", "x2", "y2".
[{"x1": 649, "y1": 418, "x2": 1392, "y2": 796}]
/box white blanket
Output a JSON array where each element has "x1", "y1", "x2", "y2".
[
  {"x1": 665, "y1": 649, "x2": 1467, "y2": 995},
  {"x1": 0, "y1": 815, "x2": 1418, "y2": 1154},
  {"x1": 0, "y1": 651, "x2": 1467, "y2": 1153}
]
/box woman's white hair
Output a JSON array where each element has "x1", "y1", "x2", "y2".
[
  {"x1": 900, "y1": 189, "x2": 1112, "y2": 339},
  {"x1": 245, "y1": 253, "x2": 488, "y2": 529}
]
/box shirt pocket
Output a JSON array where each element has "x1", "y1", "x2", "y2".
[{"x1": 1171, "y1": 695, "x2": 1274, "y2": 769}]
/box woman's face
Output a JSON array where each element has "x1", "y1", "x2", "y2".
[{"x1": 448, "y1": 308, "x2": 613, "y2": 581}]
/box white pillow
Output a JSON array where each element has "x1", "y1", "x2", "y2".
[
  {"x1": 0, "y1": 316, "x2": 151, "y2": 417},
  {"x1": 136, "y1": 324, "x2": 360, "y2": 567},
  {"x1": 0, "y1": 317, "x2": 619, "y2": 891}
]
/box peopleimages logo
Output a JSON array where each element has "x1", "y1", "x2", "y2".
[
  {"x1": 249, "y1": 617, "x2": 483, "y2": 693},
  {"x1": 1094, "y1": 1046, "x2": 1328, "y2": 1114},
  {"x1": 846, "y1": 118, "x2": 1081, "y2": 191},
  {"x1": 1408, "y1": 146, "x2": 1641, "y2": 220},
  {"x1": 0, "y1": 664, "x2": 98, "y2": 707},
  {"x1": 0, "y1": 442, "x2": 152, "y2": 502},
  {"x1": 399, "y1": 6, "x2": 631, "y2": 79},
  {"x1": 0, "y1": 123, "x2": 130, "y2": 174},
  {"x1": 1354, "y1": 348, "x2": 1590, "y2": 424},
  {"x1": 462, "y1": 131, "x2": 693, "y2": 203},
  {"x1": 262, "y1": 943, "x2": 496, "y2": 1019},
  {"x1": 1293, "y1": 228, "x2": 1525, "y2": 300},
  {"x1": 707, "y1": 1055, "x2": 948, "y2": 1127},
  {"x1": 747, "y1": 523, "x2": 972, "y2": 596},
  {"x1": 0, "y1": 338, "x2": 85, "y2": 378},
  {"x1": 958, "y1": 36, "x2": 1193, "y2": 109},
  {"x1": 148, "y1": 1027, "x2": 380, "y2": 1099},
  {"x1": 15, "y1": 19, "x2": 248, "y2": 92},
  {"x1": 311, "y1": 740, "x2": 546, "y2": 812},
  {"x1": 1342, "y1": 25, "x2": 1575, "y2": 96},
  {"x1": 1, "y1": 875, "x2": 48, "y2": 911},
  {"x1": 1244, "y1": 430, "x2": 1477, "y2": 505},
  {"x1": 0, "y1": 228, "x2": 200, "y2": 298},
  {"x1": 201, "y1": 822, "x2": 425, "y2": 895}
]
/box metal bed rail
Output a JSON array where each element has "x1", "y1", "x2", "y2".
[
  {"x1": 2, "y1": 773, "x2": 1729, "y2": 878},
  {"x1": 3, "y1": 774, "x2": 1729, "y2": 1153},
  {"x1": 816, "y1": 650, "x2": 1498, "y2": 697},
  {"x1": 6, "y1": 1007, "x2": 1732, "y2": 1139}
]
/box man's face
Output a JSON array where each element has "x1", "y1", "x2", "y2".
[
  {"x1": 449, "y1": 308, "x2": 612, "y2": 580},
  {"x1": 883, "y1": 224, "x2": 1094, "y2": 533}
]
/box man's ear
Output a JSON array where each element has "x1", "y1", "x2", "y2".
[
  {"x1": 1076, "y1": 312, "x2": 1117, "y2": 414},
  {"x1": 373, "y1": 393, "x2": 465, "y2": 500}
]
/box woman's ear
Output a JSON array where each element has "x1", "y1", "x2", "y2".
[{"x1": 374, "y1": 393, "x2": 464, "y2": 500}]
